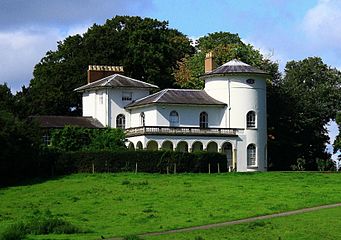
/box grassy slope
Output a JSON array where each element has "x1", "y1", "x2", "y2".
[
  {"x1": 0, "y1": 172, "x2": 340, "y2": 239},
  {"x1": 145, "y1": 207, "x2": 341, "y2": 240}
]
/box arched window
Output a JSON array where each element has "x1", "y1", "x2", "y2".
[
  {"x1": 247, "y1": 144, "x2": 256, "y2": 166},
  {"x1": 247, "y1": 111, "x2": 256, "y2": 128},
  {"x1": 140, "y1": 112, "x2": 145, "y2": 126},
  {"x1": 200, "y1": 112, "x2": 208, "y2": 128},
  {"x1": 116, "y1": 114, "x2": 125, "y2": 129},
  {"x1": 169, "y1": 111, "x2": 179, "y2": 127}
]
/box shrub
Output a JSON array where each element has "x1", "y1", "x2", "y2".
[
  {"x1": 0, "y1": 215, "x2": 83, "y2": 240},
  {"x1": 0, "y1": 223, "x2": 27, "y2": 240},
  {"x1": 50, "y1": 126, "x2": 126, "y2": 152},
  {"x1": 50, "y1": 150, "x2": 228, "y2": 174}
]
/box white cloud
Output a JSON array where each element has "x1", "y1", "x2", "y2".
[
  {"x1": 302, "y1": 0, "x2": 341, "y2": 49},
  {"x1": 0, "y1": 23, "x2": 100, "y2": 92},
  {"x1": 0, "y1": 27, "x2": 64, "y2": 92}
]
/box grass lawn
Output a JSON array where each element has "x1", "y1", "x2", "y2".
[
  {"x1": 0, "y1": 172, "x2": 340, "y2": 239},
  {"x1": 145, "y1": 206, "x2": 341, "y2": 240}
]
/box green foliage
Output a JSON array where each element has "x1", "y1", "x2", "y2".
[
  {"x1": 268, "y1": 57, "x2": 341, "y2": 170},
  {"x1": 0, "y1": 213, "x2": 83, "y2": 240},
  {"x1": 18, "y1": 16, "x2": 194, "y2": 116},
  {"x1": 50, "y1": 126, "x2": 126, "y2": 151},
  {"x1": 0, "y1": 109, "x2": 41, "y2": 186},
  {"x1": 174, "y1": 31, "x2": 280, "y2": 89},
  {"x1": 87, "y1": 128, "x2": 126, "y2": 151},
  {"x1": 315, "y1": 158, "x2": 335, "y2": 171},
  {"x1": 51, "y1": 150, "x2": 228, "y2": 175},
  {"x1": 0, "y1": 83, "x2": 14, "y2": 113}
]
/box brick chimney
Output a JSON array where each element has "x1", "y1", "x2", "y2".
[
  {"x1": 205, "y1": 52, "x2": 216, "y2": 73},
  {"x1": 87, "y1": 65, "x2": 124, "y2": 83}
]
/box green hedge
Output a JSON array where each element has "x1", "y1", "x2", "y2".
[{"x1": 49, "y1": 150, "x2": 229, "y2": 175}]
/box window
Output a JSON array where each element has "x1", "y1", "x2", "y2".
[
  {"x1": 116, "y1": 114, "x2": 125, "y2": 129},
  {"x1": 247, "y1": 144, "x2": 256, "y2": 166},
  {"x1": 247, "y1": 111, "x2": 256, "y2": 128},
  {"x1": 122, "y1": 92, "x2": 132, "y2": 101},
  {"x1": 200, "y1": 112, "x2": 208, "y2": 128},
  {"x1": 140, "y1": 112, "x2": 145, "y2": 126},
  {"x1": 169, "y1": 111, "x2": 179, "y2": 127}
]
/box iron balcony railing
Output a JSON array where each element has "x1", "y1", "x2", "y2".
[{"x1": 125, "y1": 126, "x2": 238, "y2": 137}]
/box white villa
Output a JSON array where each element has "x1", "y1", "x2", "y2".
[{"x1": 75, "y1": 53, "x2": 268, "y2": 172}]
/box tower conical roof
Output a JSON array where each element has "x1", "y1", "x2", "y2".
[{"x1": 204, "y1": 59, "x2": 268, "y2": 76}]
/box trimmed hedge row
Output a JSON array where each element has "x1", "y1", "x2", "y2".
[{"x1": 44, "y1": 150, "x2": 229, "y2": 175}]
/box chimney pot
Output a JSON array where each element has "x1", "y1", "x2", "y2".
[
  {"x1": 87, "y1": 65, "x2": 125, "y2": 84},
  {"x1": 205, "y1": 52, "x2": 216, "y2": 73}
]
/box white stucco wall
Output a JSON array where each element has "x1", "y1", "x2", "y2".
[
  {"x1": 82, "y1": 88, "x2": 150, "y2": 127},
  {"x1": 82, "y1": 89, "x2": 107, "y2": 126},
  {"x1": 81, "y1": 71, "x2": 268, "y2": 172},
  {"x1": 204, "y1": 74, "x2": 267, "y2": 171}
]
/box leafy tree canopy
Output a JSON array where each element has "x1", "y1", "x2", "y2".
[
  {"x1": 268, "y1": 57, "x2": 341, "y2": 169},
  {"x1": 174, "y1": 31, "x2": 280, "y2": 89},
  {"x1": 20, "y1": 16, "x2": 194, "y2": 116}
]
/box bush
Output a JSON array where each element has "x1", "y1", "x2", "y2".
[
  {"x1": 50, "y1": 150, "x2": 228, "y2": 174},
  {"x1": 0, "y1": 214, "x2": 83, "y2": 240},
  {"x1": 0, "y1": 223, "x2": 26, "y2": 240},
  {"x1": 50, "y1": 126, "x2": 126, "y2": 152}
]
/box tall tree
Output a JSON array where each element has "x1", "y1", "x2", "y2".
[
  {"x1": 20, "y1": 16, "x2": 194, "y2": 116},
  {"x1": 174, "y1": 32, "x2": 280, "y2": 89},
  {"x1": 268, "y1": 57, "x2": 341, "y2": 170}
]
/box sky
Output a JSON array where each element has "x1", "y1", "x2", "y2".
[{"x1": 0, "y1": 0, "x2": 339, "y2": 160}]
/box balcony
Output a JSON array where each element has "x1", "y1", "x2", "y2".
[{"x1": 125, "y1": 126, "x2": 238, "y2": 137}]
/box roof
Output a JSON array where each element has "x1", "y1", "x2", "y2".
[
  {"x1": 126, "y1": 89, "x2": 226, "y2": 109},
  {"x1": 203, "y1": 59, "x2": 268, "y2": 76},
  {"x1": 74, "y1": 74, "x2": 159, "y2": 92},
  {"x1": 31, "y1": 116, "x2": 104, "y2": 128}
]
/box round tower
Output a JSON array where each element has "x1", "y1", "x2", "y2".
[{"x1": 202, "y1": 55, "x2": 268, "y2": 171}]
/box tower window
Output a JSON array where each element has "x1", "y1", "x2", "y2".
[
  {"x1": 247, "y1": 144, "x2": 256, "y2": 166},
  {"x1": 247, "y1": 111, "x2": 256, "y2": 128}
]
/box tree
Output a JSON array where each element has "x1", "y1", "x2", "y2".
[
  {"x1": 268, "y1": 57, "x2": 341, "y2": 170},
  {"x1": 174, "y1": 32, "x2": 280, "y2": 89},
  {"x1": 0, "y1": 109, "x2": 41, "y2": 185},
  {"x1": 20, "y1": 16, "x2": 194, "y2": 116},
  {"x1": 334, "y1": 112, "x2": 341, "y2": 163},
  {"x1": 0, "y1": 83, "x2": 14, "y2": 112}
]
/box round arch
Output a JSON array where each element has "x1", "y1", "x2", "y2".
[
  {"x1": 147, "y1": 140, "x2": 158, "y2": 151},
  {"x1": 136, "y1": 141, "x2": 143, "y2": 150},
  {"x1": 161, "y1": 141, "x2": 173, "y2": 151},
  {"x1": 206, "y1": 141, "x2": 218, "y2": 152},
  {"x1": 192, "y1": 141, "x2": 203, "y2": 152},
  {"x1": 176, "y1": 141, "x2": 188, "y2": 152},
  {"x1": 128, "y1": 142, "x2": 135, "y2": 150}
]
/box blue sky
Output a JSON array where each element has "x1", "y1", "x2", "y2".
[{"x1": 0, "y1": 0, "x2": 339, "y2": 159}]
